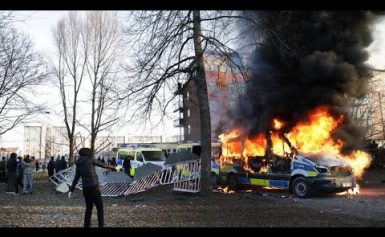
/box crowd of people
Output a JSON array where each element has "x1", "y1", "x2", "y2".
[
  {"x1": 5, "y1": 153, "x2": 36, "y2": 195},
  {"x1": 1, "y1": 148, "x2": 123, "y2": 228},
  {"x1": 96, "y1": 156, "x2": 117, "y2": 166},
  {"x1": 2, "y1": 153, "x2": 119, "y2": 194},
  {"x1": 2, "y1": 154, "x2": 70, "y2": 195}
]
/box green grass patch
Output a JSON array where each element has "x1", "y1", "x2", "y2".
[{"x1": 33, "y1": 171, "x2": 49, "y2": 181}]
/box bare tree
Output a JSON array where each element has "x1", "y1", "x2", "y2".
[
  {"x1": 0, "y1": 13, "x2": 47, "y2": 135},
  {"x1": 350, "y1": 69, "x2": 385, "y2": 140},
  {"x1": 52, "y1": 12, "x2": 88, "y2": 165},
  {"x1": 83, "y1": 11, "x2": 123, "y2": 157},
  {"x1": 123, "y1": 11, "x2": 252, "y2": 195}
]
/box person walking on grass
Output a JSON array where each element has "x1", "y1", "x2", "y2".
[
  {"x1": 68, "y1": 147, "x2": 122, "y2": 228},
  {"x1": 35, "y1": 159, "x2": 40, "y2": 172},
  {"x1": 47, "y1": 156, "x2": 55, "y2": 177},
  {"x1": 6, "y1": 153, "x2": 17, "y2": 195},
  {"x1": 21, "y1": 155, "x2": 34, "y2": 194},
  {"x1": 15, "y1": 157, "x2": 24, "y2": 194}
]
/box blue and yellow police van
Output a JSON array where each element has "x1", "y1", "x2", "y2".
[{"x1": 218, "y1": 151, "x2": 356, "y2": 198}]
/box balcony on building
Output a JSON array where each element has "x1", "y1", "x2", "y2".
[
  {"x1": 172, "y1": 98, "x2": 184, "y2": 113},
  {"x1": 174, "y1": 82, "x2": 184, "y2": 95},
  {"x1": 173, "y1": 118, "x2": 185, "y2": 127}
]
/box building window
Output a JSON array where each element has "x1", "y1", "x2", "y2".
[
  {"x1": 186, "y1": 91, "x2": 190, "y2": 100},
  {"x1": 180, "y1": 112, "x2": 184, "y2": 119},
  {"x1": 188, "y1": 124, "x2": 191, "y2": 135},
  {"x1": 187, "y1": 109, "x2": 190, "y2": 118}
]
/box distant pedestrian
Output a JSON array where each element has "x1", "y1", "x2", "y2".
[
  {"x1": 6, "y1": 153, "x2": 17, "y2": 194},
  {"x1": 0, "y1": 156, "x2": 6, "y2": 183},
  {"x1": 21, "y1": 155, "x2": 34, "y2": 194},
  {"x1": 68, "y1": 148, "x2": 122, "y2": 228},
  {"x1": 15, "y1": 157, "x2": 24, "y2": 194},
  {"x1": 60, "y1": 156, "x2": 67, "y2": 170},
  {"x1": 35, "y1": 159, "x2": 40, "y2": 172},
  {"x1": 47, "y1": 157, "x2": 55, "y2": 177},
  {"x1": 42, "y1": 161, "x2": 46, "y2": 173},
  {"x1": 110, "y1": 157, "x2": 116, "y2": 166},
  {"x1": 101, "y1": 158, "x2": 105, "y2": 163},
  {"x1": 123, "y1": 157, "x2": 132, "y2": 177},
  {"x1": 55, "y1": 156, "x2": 61, "y2": 173}
]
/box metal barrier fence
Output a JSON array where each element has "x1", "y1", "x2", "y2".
[
  {"x1": 173, "y1": 178, "x2": 201, "y2": 193},
  {"x1": 159, "y1": 159, "x2": 200, "y2": 185},
  {"x1": 99, "y1": 183, "x2": 132, "y2": 197},
  {"x1": 49, "y1": 166, "x2": 82, "y2": 189},
  {"x1": 49, "y1": 159, "x2": 202, "y2": 196},
  {"x1": 171, "y1": 160, "x2": 200, "y2": 193},
  {"x1": 123, "y1": 170, "x2": 162, "y2": 195}
]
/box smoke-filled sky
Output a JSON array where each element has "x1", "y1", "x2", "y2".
[{"x1": 231, "y1": 11, "x2": 384, "y2": 153}]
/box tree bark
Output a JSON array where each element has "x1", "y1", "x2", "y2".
[
  {"x1": 68, "y1": 138, "x2": 74, "y2": 166},
  {"x1": 192, "y1": 10, "x2": 212, "y2": 195}
]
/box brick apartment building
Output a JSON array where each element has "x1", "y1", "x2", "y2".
[{"x1": 174, "y1": 52, "x2": 246, "y2": 142}]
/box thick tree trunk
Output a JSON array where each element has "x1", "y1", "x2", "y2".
[
  {"x1": 90, "y1": 134, "x2": 96, "y2": 158},
  {"x1": 68, "y1": 138, "x2": 74, "y2": 166},
  {"x1": 192, "y1": 10, "x2": 212, "y2": 196}
]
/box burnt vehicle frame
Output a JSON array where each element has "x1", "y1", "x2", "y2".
[{"x1": 217, "y1": 134, "x2": 356, "y2": 198}]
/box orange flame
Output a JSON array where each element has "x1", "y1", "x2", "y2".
[
  {"x1": 273, "y1": 118, "x2": 285, "y2": 130},
  {"x1": 218, "y1": 186, "x2": 235, "y2": 194},
  {"x1": 337, "y1": 184, "x2": 360, "y2": 195},
  {"x1": 287, "y1": 107, "x2": 344, "y2": 155},
  {"x1": 219, "y1": 106, "x2": 372, "y2": 179},
  {"x1": 341, "y1": 151, "x2": 371, "y2": 179}
]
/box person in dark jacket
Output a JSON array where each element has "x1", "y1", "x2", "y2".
[
  {"x1": 54, "y1": 156, "x2": 61, "y2": 173},
  {"x1": 122, "y1": 157, "x2": 132, "y2": 177},
  {"x1": 15, "y1": 157, "x2": 24, "y2": 193},
  {"x1": 6, "y1": 153, "x2": 17, "y2": 194},
  {"x1": 0, "y1": 156, "x2": 6, "y2": 183},
  {"x1": 60, "y1": 156, "x2": 67, "y2": 170},
  {"x1": 68, "y1": 148, "x2": 122, "y2": 228},
  {"x1": 110, "y1": 157, "x2": 116, "y2": 166},
  {"x1": 47, "y1": 157, "x2": 55, "y2": 177},
  {"x1": 35, "y1": 159, "x2": 40, "y2": 172}
]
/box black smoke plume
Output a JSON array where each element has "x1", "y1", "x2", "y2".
[{"x1": 232, "y1": 11, "x2": 381, "y2": 153}]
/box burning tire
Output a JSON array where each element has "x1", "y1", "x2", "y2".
[
  {"x1": 227, "y1": 173, "x2": 239, "y2": 190},
  {"x1": 292, "y1": 177, "x2": 312, "y2": 198}
]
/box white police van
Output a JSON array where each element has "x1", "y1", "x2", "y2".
[{"x1": 116, "y1": 146, "x2": 166, "y2": 177}]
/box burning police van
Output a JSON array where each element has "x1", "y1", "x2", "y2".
[{"x1": 217, "y1": 151, "x2": 356, "y2": 198}]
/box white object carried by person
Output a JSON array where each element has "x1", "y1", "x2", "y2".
[{"x1": 56, "y1": 182, "x2": 70, "y2": 193}]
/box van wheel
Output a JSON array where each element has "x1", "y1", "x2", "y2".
[
  {"x1": 227, "y1": 173, "x2": 239, "y2": 190},
  {"x1": 292, "y1": 177, "x2": 312, "y2": 198}
]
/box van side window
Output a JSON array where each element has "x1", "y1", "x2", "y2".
[{"x1": 136, "y1": 152, "x2": 144, "y2": 162}]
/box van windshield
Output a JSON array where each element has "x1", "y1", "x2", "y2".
[
  {"x1": 117, "y1": 150, "x2": 134, "y2": 161},
  {"x1": 142, "y1": 151, "x2": 166, "y2": 161}
]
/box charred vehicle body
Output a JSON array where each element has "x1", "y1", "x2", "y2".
[{"x1": 218, "y1": 136, "x2": 356, "y2": 198}]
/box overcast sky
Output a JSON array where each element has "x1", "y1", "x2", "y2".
[{"x1": 1, "y1": 11, "x2": 385, "y2": 149}]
